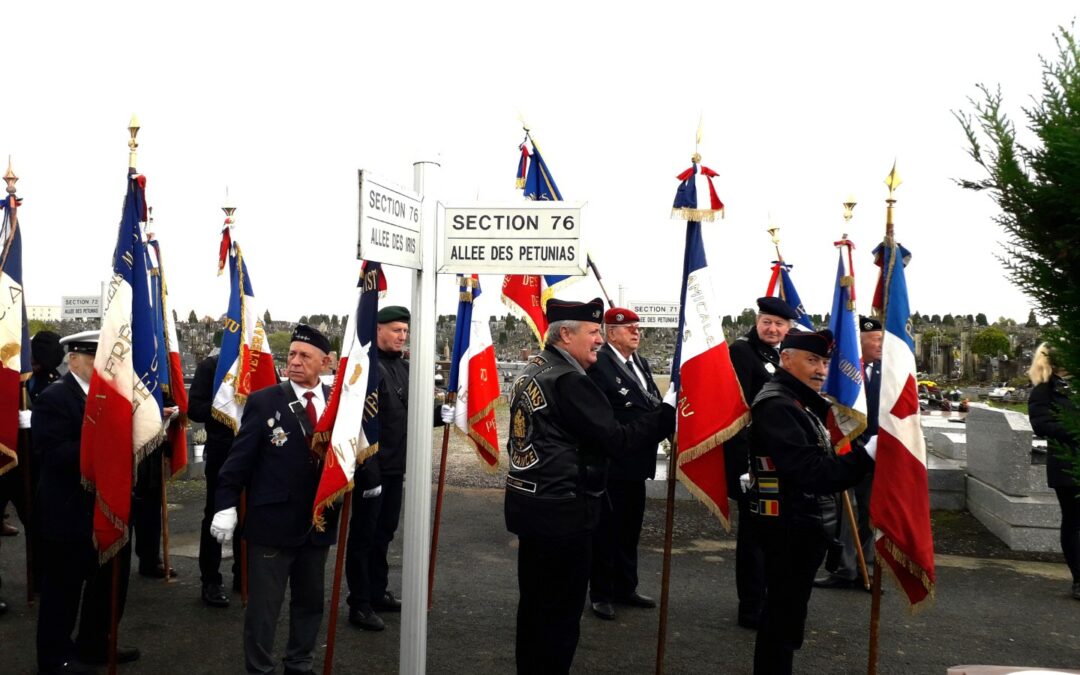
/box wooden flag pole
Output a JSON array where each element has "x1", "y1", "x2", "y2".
[
  {"x1": 239, "y1": 492, "x2": 248, "y2": 607},
  {"x1": 323, "y1": 491, "x2": 353, "y2": 675},
  {"x1": 427, "y1": 415, "x2": 453, "y2": 610},
  {"x1": 867, "y1": 557, "x2": 883, "y2": 675},
  {"x1": 842, "y1": 490, "x2": 870, "y2": 589},
  {"x1": 654, "y1": 439, "x2": 678, "y2": 675},
  {"x1": 160, "y1": 451, "x2": 173, "y2": 584}
]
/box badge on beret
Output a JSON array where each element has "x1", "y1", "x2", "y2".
[{"x1": 616, "y1": 313, "x2": 625, "y2": 322}]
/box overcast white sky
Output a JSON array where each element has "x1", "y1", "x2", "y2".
[{"x1": 2, "y1": 2, "x2": 1075, "y2": 326}]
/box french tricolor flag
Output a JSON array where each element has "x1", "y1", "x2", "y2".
[
  {"x1": 211, "y1": 224, "x2": 277, "y2": 431},
  {"x1": 81, "y1": 172, "x2": 165, "y2": 561},
  {"x1": 311, "y1": 261, "x2": 382, "y2": 528},
  {"x1": 0, "y1": 174, "x2": 29, "y2": 478},
  {"x1": 449, "y1": 275, "x2": 500, "y2": 472},
  {"x1": 147, "y1": 235, "x2": 189, "y2": 476},
  {"x1": 671, "y1": 219, "x2": 749, "y2": 527},
  {"x1": 869, "y1": 237, "x2": 936, "y2": 608},
  {"x1": 823, "y1": 245, "x2": 868, "y2": 451}
]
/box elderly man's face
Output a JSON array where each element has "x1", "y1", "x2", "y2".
[
  {"x1": 780, "y1": 348, "x2": 830, "y2": 392},
  {"x1": 378, "y1": 321, "x2": 409, "y2": 353},
  {"x1": 561, "y1": 322, "x2": 604, "y2": 369},
  {"x1": 286, "y1": 341, "x2": 329, "y2": 389},
  {"x1": 860, "y1": 330, "x2": 883, "y2": 363},
  {"x1": 756, "y1": 313, "x2": 792, "y2": 347},
  {"x1": 67, "y1": 352, "x2": 95, "y2": 382},
  {"x1": 606, "y1": 323, "x2": 641, "y2": 356}
]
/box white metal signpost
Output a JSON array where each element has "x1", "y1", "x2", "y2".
[
  {"x1": 357, "y1": 170, "x2": 424, "y2": 269},
  {"x1": 437, "y1": 201, "x2": 585, "y2": 275},
  {"x1": 628, "y1": 301, "x2": 681, "y2": 328}
]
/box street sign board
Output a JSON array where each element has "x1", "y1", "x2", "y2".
[
  {"x1": 628, "y1": 301, "x2": 681, "y2": 327},
  {"x1": 358, "y1": 170, "x2": 424, "y2": 269},
  {"x1": 62, "y1": 295, "x2": 102, "y2": 319},
  {"x1": 437, "y1": 202, "x2": 585, "y2": 275}
]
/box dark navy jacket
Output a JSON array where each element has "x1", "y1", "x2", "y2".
[
  {"x1": 31, "y1": 373, "x2": 93, "y2": 543},
  {"x1": 586, "y1": 343, "x2": 663, "y2": 481},
  {"x1": 216, "y1": 381, "x2": 339, "y2": 548}
]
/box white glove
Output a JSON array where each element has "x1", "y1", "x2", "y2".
[
  {"x1": 163, "y1": 406, "x2": 180, "y2": 428},
  {"x1": 18, "y1": 410, "x2": 32, "y2": 429},
  {"x1": 739, "y1": 472, "x2": 751, "y2": 493},
  {"x1": 440, "y1": 404, "x2": 454, "y2": 425},
  {"x1": 362, "y1": 485, "x2": 383, "y2": 499},
  {"x1": 864, "y1": 435, "x2": 878, "y2": 461},
  {"x1": 663, "y1": 382, "x2": 677, "y2": 407},
  {"x1": 210, "y1": 507, "x2": 238, "y2": 544}
]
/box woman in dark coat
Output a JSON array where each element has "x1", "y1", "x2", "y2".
[{"x1": 1027, "y1": 342, "x2": 1080, "y2": 600}]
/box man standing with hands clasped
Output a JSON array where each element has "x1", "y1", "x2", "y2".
[
  {"x1": 586, "y1": 306, "x2": 664, "y2": 621},
  {"x1": 211, "y1": 324, "x2": 339, "y2": 675}
]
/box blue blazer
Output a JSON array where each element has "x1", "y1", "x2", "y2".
[
  {"x1": 31, "y1": 373, "x2": 93, "y2": 543},
  {"x1": 217, "y1": 381, "x2": 339, "y2": 548}
]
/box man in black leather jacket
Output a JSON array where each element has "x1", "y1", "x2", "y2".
[{"x1": 748, "y1": 329, "x2": 876, "y2": 675}]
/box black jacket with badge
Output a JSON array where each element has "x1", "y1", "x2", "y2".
[
  {"x1": 216, "y1": 381, "x2": 339, "y2": 548},
  {"x1": 31, "y1": 373, "x2": 93, "y2": 543},
  {"x1": 747, "y1": 367, "x2": 875, "y2": 535},
  {"x1": 586, "y1": 343, "x2": 663, "y2": 481},
  {"x1": 1028, "y1": 374, "x2": 1078, "y2": 488},
  {"x1": 188, "y1": 353, "x2": 237, "y2": 456},
  {"x1": 725, "y1": 328, "x2": 780, "y2": 489},
  {"x1": 505, "y1": 345, "x2": 675, "y2": 541}
]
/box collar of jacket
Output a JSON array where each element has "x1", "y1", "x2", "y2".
[
  {"x1": 745, "y1": 327, "x2": 781, "y2": 365},
  {"x1": 772, "y1": 367, "x2": 830, "y2": 420},
  {"x1": 378, "y1": 348, "x2": 404, "y2": 361},
  {"x1": 547, "y1": 344, "x2": 587, "y2": 375}
]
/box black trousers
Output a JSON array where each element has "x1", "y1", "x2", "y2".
[
  {"x1": 734, "y1": 490, "x2": 766, "y2": 622},
  {"x1": 753, "y1": 523, "x2": 828, "y2": 675},
  {"x1": 516, "y1": 533, "x2": 591, "y2": 675},
  {"x1": 199, "y1": 448, "x2": 240, "y2": 586},
  {"x1": 36, "y1": 538, "x2": 131, "y2": 670},
  {"x1": 590, "y1": 478, "x2": 646, "y2": 602},
  {"x1": 0, "y1": 449, "x2": 39, "y2": 593},
  {"x1": 345, "y1": 474, "x2": 403, "y2": 609},
  {"x1": 132, "y1": 450, "x2": 164, "y2": 570},
  {"x1": 1055, "y1": 486, "x2": 1080, "y2": 583}
]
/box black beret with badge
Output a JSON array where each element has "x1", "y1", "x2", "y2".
[
  {"x1": 756, "y1": 296, "x2": 799, "y2": 321},
  {"x1": 859, "y1": 315, "x2": 882, "y2": 332},
  {"x1": 291, "y1": 323, "x2": 331, "y2": 354},
  {"x1": 546, "y1": 297, "x2": 605, "y2": 323},
  {"x1": 377, "y1": 305, "x2": 411, "y2": 324},
  {"x1": 780, "y1": 329, "x2": 834, "y2": 357}
]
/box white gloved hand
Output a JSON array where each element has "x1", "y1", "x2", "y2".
[
  {"x1": 210, "y1": 507, "x2": 238, "y2": 544},
  {"x1": 864, "y1": 435, "x2": 878, "y2": 461},
  {"x1": 440, "y1": 403, "x2": 454, "y2": 425},
  {"x1": 739, "y1": 472, "x2": 751, "y2": 493},
  {"x1": 163, "y1": 406, "x2": 180, "y2": 428},
  {"x1": 362, "y1": 485, "x2": 383, "y2": 499},
  {"x1": 663, "y1": 382, "x2": 677, "y2": 407},
  {"x1": 18, "y1": 410, "x2": 32, "y2": 429}
]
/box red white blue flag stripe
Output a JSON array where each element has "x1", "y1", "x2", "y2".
[
  {"x1": 823, "y1": 248, "x2": 867, "y2": 450},
  {"x1": 147, "y1": 236, "x2": 189, "y2": 477},
  {"x1": 449, "y1": 275, "x2": 500, "y2": 472},
  {"x1": 0, "y1": 190, "x2": 29, "y2": 476}
]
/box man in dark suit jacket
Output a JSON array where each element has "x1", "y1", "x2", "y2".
[
  {"x1": 213, "y1": 325, "x2": 339, "y2": 675},
  {"x1": 33, "y1": 330, "x2": 139, "y2": 674},
  {"x1": 815, "y1": 316, "x2": 881, "y2": 590},
  {"x1": 726, "y1": 296, "x2": 798, "y2": 628},
  {"x1": 586, "y1": 307, "x2": 664, "y2": 621}
]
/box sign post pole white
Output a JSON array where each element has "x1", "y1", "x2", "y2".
[{"x1": 400, "y1": 159, "x2": 439, "y2": 675}]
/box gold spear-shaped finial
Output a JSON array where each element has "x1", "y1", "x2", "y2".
[
  {"x1": 4, "y1": 156, "x2": 17, "y2": 196},
  {"x1": 884, "y1": 160, "x2": 901, "y2": 241},
  {"x1": 841, "y1": 194, "x2": 857, "y2": 239},
  {"x1": 222, "y1": 187, "x2": 236, "y2": 225},
  {"x1": 694, "y1": 112, "x2": 704, "y2": 162},
  {"x1": 766, "y1": 215, "x2": 783, "y2": 262},
  {"x1": 128, "y1": 114, "x2": 141, "y2": 171}
]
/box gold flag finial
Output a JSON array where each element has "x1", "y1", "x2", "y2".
[
  {"x1": 695, "y1": 113, "x2": 703, "y2": 154},
  {"x1": 842, "y1": 194, "x2": 857, "y2": 224},
  {"x1": 884, "y1": 160, "x2": 901, "y2": 197},
  {"x1": 128, "y1": 114, "x2": 141, "y2": 170},
  {"x1": 222, "y1": 187, "x2": 236, "y2": 224},
  {"x1": 4, "y1": 156, "x2": 17, "y2": 196},
  {"x1": 766, "y1": 217, "x2": 783, "y2": 262}
]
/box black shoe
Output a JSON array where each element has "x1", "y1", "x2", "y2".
[
  {"x1": 737, "y1": 614, "x2": 760, "y2": 630},
  {"x1": 39, "y1": 660, "x2": 99, "y2": 674},
  {"x1": 348, "y1": 607, "x2": 385, "y2": 631},
  {"x1": 201, "y1": 583, "x2": 230, "y2": 608},
  {"x1": 0, "y1": 598, "x2": 7, "y2": 616},
  {"x1": 77, "y1": 646, "x2": 140, "y2": 665},
  {"x1": 590, "y1": 601, "x2": 615, "y2": 620},
  {"x1": 1, "y1": 521, "x2": 18, "y2": 536},
  {"x1": 283, "y1": 668, "x2": 312, "y2": 675},
  {"x1": 373, "y1": 590, "x2": 401, "y2": 612},
  {"x1": 614, "y1": 591, "x2": 656, "y2": 608},
  {"x1": 812, "y1": 574, "x2": 858, "y2": 590},
  {"x1": 1072, "y1": 582, "x2": 1080, "y2": 600},
  {"x1": 139, "y1": 562, "x2": 177, "y2": 579}
]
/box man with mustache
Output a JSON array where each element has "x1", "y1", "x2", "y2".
[
  {"x1": 747, "y1": 329, "x2": 877, "y2": 675},
  {"x1": 505, "y1": 297, "x2": 676, "y2": 675}
]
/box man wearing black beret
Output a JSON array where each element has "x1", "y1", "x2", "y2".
[
  {"x1": 725, "y1": 296, "x2": 799, "y2": 628},
  {"x1": 815, "y1": 316, "x2": 882, "y2": 590},
  {"x1": 505, "y1": 297, "x2": 677, "y2": 674},
  {"x1": 747, "y1": 329, "x2": 877, "y2": 675},
  {"x1": 213, "y1": 324, "x2": 339, "y2": 675}
]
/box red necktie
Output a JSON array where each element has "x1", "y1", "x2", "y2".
[{"x1": 303, "y1": 391, "x2": 318, "y2": 428}]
